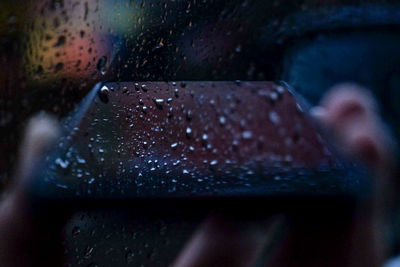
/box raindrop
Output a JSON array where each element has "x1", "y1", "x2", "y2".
[
  {"x1": 219, "y1": 116, "x2": 226, "y2": 125},
  {"x1": 56, "y1": 184, "x2": 68, "y2": 189},
  {"x1": 54, "y1": 62, "x2": 63, "y2": 73},
  {"x1": 235, "y1": 45, "x2": 242, "y2": 53},
  {"x1": 269, "y1": 111, "x2": 280, "y2": 125},
  {"x1": 72, "y1": 226, "x2": 81, "y2": 236},
  {"x1": 76, "y1": 156, "x2": 86, "y2": 164},
  {"x1": 53, "y1": 35, "x2": 66, "y2": 47},
  {"x1": 55, "y1": 158, "x2": 69, "y2": 169},
  {"x1": 186, "y1": 110, "x2": 193, "y2": 121},
  {"x1": 296, "y1": 103, "x2": 304, "y2": 113},
  {"x1": 154, "y1": 98, "x2": 164, "y2": 109},
  {"x1": 210, "y1": 160, "x2": 218, "y2": 166},
  {"x1": 125, "y1": 250, "x2": 135, "y2": 264},
  {"x1": 242, "y1": 131, "x2": 253, "y2": 140},
  {"x1": 98, "y1": 85, "x2": 110, "y2": 103},
  {"x1": 276, "y1": 86, "x2": 285, "y2": 95},
  {"x1": 269, "y1": 91, "x2": 279, "y2": 102},
  {"x1": 96, "y1": 56, "x2": 107, "y2": 75},
  {"x1": 84, "y1": 246, "x2": 94, "y2": 259},
  {"x1": 153, "y1": 40, "x2": 164, "y2": 50},
  {"x1": 186, "y1": 127, "x2": 192, "y2": 138},
  {"x1": 170, "y1": 142, "x2": 178, "y2": 150}
]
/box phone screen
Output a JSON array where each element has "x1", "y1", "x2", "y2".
[{"x1": 31, "y1": 81, "x2": 369, "y2": 212}]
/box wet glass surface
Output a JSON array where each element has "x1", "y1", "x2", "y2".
[
  {"x1": 2, "y1": 0, "x2": 400, "y2": 185},
  {"x1": 33, "y1": 81, "x2": 366, "y2": 206},
  {"x1": 1, "y1": 0, "x2": 400, "y2": 265}
]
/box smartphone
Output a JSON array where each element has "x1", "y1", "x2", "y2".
[{"x1": 30, "y1": 81, "x2": 370, "y2": 217}]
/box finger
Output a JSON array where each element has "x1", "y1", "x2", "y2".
[
  {"x1": 0, "y1": 113, "x2": 64, "y2": 267},
  {"x1": 271, "y1": 84, "x2": 395, "y2": 267},
  {"x1": 173, "y1": 216, "x2": 285, "y2": 267},
  {"x1": 312, "y1": 83, "x2": 394, "y2": 173},
  {"x1": 11, "y1": 112, "x2": 60, "y2": 197}
]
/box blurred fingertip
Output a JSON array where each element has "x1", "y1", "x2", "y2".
[
  {"x1": 13, "y1": 112, "x2": 60, "y2": 192},
  {"x1": 23, "y1": 112, "x2": 60, "y2": 155}
]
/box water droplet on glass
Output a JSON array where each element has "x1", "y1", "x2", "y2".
[
  {"x1": 99, "y1": 85, "x2": 110, "y2": 103},
  {"x1": 269, "y1": 91, "x2": 279, "y2": 102},
  {"x1": 219, "y1": 116, "x2": 226, "y2": 125},
  {"x1": 296, "y1": 103, "x2": 304, "y2": 113},
  {"x1": 276, "y1": 85, "x2": 285, "y2": 95},
  {"x1": 171, "y1": 142, "x2": 178, "y2": 150},
  {"x1": 242, "y1": 131, "x2": 253, "y2": 140},
  {"x1": 84, "y1": 246, "x2": 94, "y2": 258},
  {"x1": 235, "y1": 45, "x2": 242, "y2": 53},
  {"x1": 55, "y1": 158, "x2": 69, "y2": 169},
  {"x1": 54, "y1": 62, "x2": 63, "y2": 73},
  {"x1": 186, "y1": 110, "x2": 193, "y2": 121},
  {"x1": 56, "y1": 183, "x2": 68, "y2": 189},
  {"x1": 154, "y1": 98, "x2": 164, "y2": 109},
  {"x1": 76, "y1": 156, "x2": 86, "y2": 164},
  {"x1": 96, "y1": 56, "x2": 107, "y2": 75},
  {"x1": 72, "y1": 226, "x2": 81, "y2": 236},
  {"x1": 125, "y1": 250, "x2": 135, "y2": 264},
  {"x1": 53, "y1": 35, "x2": 66, "y2": 47},
  {"x1": 269, "y1": 111, "x2": 280, "y2": 125},
  {"x1": 210, "y1": 160, "x2": 218, "y2": 166},
  {"x1": 186, "y1": 127, "x2": 192, "y2": 138}
]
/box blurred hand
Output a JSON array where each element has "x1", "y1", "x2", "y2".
[
  {"x1": 0, "y1": 114, "x2": 67, "y2": 267},
  {"x1": 174, "y1": 83, "x2": 395, "y2": 267}
]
